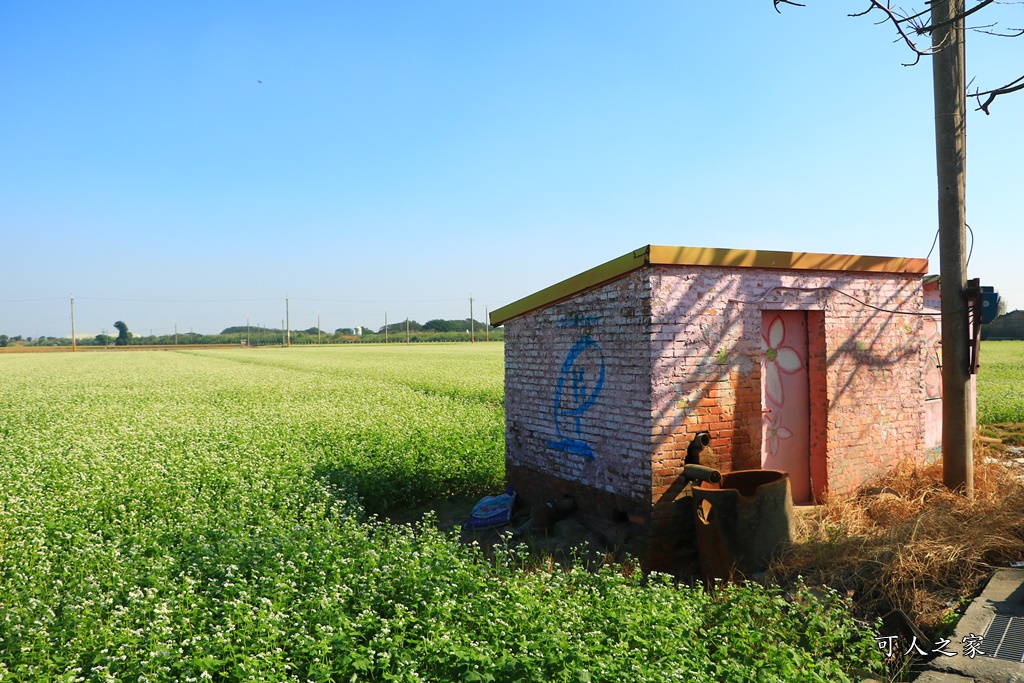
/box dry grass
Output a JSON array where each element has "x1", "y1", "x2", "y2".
[{"x1": 767, "y1": 443, "x2": 1024, "y2": 634}]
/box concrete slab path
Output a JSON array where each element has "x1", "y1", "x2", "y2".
[{"x1": 914, "y1": 568, "x2": 1024, "y2": 683}]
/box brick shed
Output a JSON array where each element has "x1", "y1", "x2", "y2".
[{"x1": 490, "y1": 245, "x2": 933, "y2": 570}]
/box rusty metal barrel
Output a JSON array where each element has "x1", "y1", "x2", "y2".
[{"x1": 692, "y1": 469, "x2": 794, "y2": 581}]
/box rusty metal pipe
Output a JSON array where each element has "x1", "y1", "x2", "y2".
[
  {"x1": 683, "y1": 464, "x2": 721, "y2": 484},
  {"x1": 686, "y1": 430, "x2": 712, "y2": 464}
]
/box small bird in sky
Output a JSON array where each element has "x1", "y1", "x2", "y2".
[{"x1": 257, "y1": 80, "x2": 262, "y2": 84}]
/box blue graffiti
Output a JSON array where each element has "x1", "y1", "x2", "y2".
[
  {"x1": 547, "y1": 336, "x2": 605, "y2": 459},
  {"x1": 555, "y1": 313, "x2": 601, "y2": 329}
]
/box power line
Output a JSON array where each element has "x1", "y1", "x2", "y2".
[
  {"x1": 290, "y1": 297, "x2": 466, "y2": 303},
  {"x1": 78, "y1": 297, "x2": 279, "y2": 303},
  {"x1": 727, "y1": 286, "x2": 967, "y2": 315}
]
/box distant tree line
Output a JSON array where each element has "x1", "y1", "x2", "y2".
[
  {"x1": 1, "y1": 318, "x2": 502, "y2": 348},
  {"x1": 0, "y1": 334, "x2": 74, "y2": 347}
]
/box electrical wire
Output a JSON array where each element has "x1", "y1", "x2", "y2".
[
  {"x1": 79, "y1": 297, "x2": 280, "y2": 303},
  {"x1": 966, "y1": 222, "x2": 974, "y2": 267},
  {"x1": 727, "y1": 286, "x2": 967, "y2": 315},
  {"x1": 6, "y1": 294, "x2": 504, "y2": 305},
  {"x1": 925, "y1": 228, "x2": 940, "y2": 261},
  {"x1": 923, "y1": 223, "x2": 974, "y2": 266},
  {"x1": 290, "y1": 297, "x2": 466, "y2": 304}
]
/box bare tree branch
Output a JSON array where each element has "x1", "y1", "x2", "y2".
[
  {"x1": 846, "y1": 0, "x2": 994, "y2": 56},
  {"x1": 894, "y1": 5, "x2": 933, "y2": 27},
  {"x1": 910, "y1": 0, "x2": 995, "y2": 34},
  {"x1": 889, "y1": 0, "x2": 1014, "y2": 30},
  {"x1": 840, "y1": 0, "x2": 1003, "y2": 49},
  {"x1": 975, "y1": 25, "x2": 1024, "y2": 35},
  {"x1": 972, "y1": 74, "x2": 1024, "y2": 113},
  {"x1": 773, "y1": 0, "x2": 806, "y2": 13},
  {"x1": 848, "y1": 2, "x2": 937, "y2": 63},
  {"x1": 776, "y1": 1, "x2": 1022, "y2": 111}
]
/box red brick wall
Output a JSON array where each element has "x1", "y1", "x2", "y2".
[{"x1": 807, "y1": 311, "x2": 829, "y2": 499}]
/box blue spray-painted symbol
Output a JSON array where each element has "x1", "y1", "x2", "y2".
[{"x1": 547, "y1": 336, "x2": 605, "y2": 459}]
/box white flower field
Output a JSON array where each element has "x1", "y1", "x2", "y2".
[{"x1": 0, "y1": 344, "x2": 883, "y2": 682}]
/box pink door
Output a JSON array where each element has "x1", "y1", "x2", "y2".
[{"x1": 761, "y1": 311, "x2": 811, "y2": 503}]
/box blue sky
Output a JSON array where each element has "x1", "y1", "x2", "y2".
[{"x1": 2, "y1": 1, "x2": 1021, "y2": 338}]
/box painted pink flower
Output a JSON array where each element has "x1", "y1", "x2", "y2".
[
  {"x1": 763, "y1": 410, "x2": 793, "y2": 459},
  {"x1": 762, "y1": 314, "x2": 803, "y2": 408}
]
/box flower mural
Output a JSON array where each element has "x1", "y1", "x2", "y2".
[
  {"x1": 759, "y1": 311, "x2": 811, "y2": 500},
  {"x1": 762, "y1": 314, "x2": 804, "y2": 408},
  {"x1": 763, "y1": 410, "x2": 793, "y2": 458}
]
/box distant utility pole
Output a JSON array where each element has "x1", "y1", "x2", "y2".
[
  {"x1": 247, "y1": 315, "x2": 250, "y2": 346},
  {"x1": 406, "y1": 317, "x2": 410, "y2": 344},
  {"x1": 385, "y1": 309, "x2": 388, "y2": 344},
  {"x1": 469, "y1": 294, "x2": 475, "y2": 343},
  {"x1": 70, "y1": 292, "x2": 76, "y2": 352},
  {"x1": 285, "y1": 296, "x2": 291, "y2": 347},
  {"x1": 317, "y1": 310, "x2": 321, "y2": 345},
  {"x1": 485, "y1": 305, "x2": 489, "y2": 342},
  {"x1": 174, "y1": 321, "x2": 178, "y2": 346}
]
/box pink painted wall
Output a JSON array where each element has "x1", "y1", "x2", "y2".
[
  {"x1": 503, "y1": 263, "x2": 930, "y2": 530},
  {"x1": 649, "y1": 265, "x2": 927, "y2": 499}
]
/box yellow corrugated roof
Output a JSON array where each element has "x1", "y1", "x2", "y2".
[{"x1": 489, "y1": 244, "x2": 928, "y2": 326}]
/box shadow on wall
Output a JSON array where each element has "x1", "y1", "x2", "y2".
[{"x1": 650, "y1": 269, "x2": 925, "y2": 487}]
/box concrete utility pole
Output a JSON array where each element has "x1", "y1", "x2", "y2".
[
  {"x1": 317, "y1": 311, "x2": 321, "y2": 345},
  {"x1": 485, "y1": 305, "x2": 489, "y2": 342},
  {"x1": 70, "y1": 292, "x2": 76, "y2": 352},
  {"x1": 384, "y1": 309, "x2": 388, "y2": 344},
  {"x1": 932, "y1": 0, "x2": 972, "y2": 494},
  {"x1": 247, "y1": 315, "x2": 250, "y2": 346},
  {"x1": 285, "y1": 296, "x2": 291, "y2": 347},
  {"x1": 469, "y1": 294, "x2": 475, "y2": 343},
  {"x1": 406, "y1": 317, "x2": 410, "y2": 344}
]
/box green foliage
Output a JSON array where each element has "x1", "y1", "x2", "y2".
[
  {"x1": 380, "y1": 320, "x2": 425, "y2": 334},
  {"x1": 423, "y1": 318, "x2": 491, "y2": 333},
  {"x1": 977, "y1": 340, "x2": 1024, "y2": 423},
  {"x1": 357, "y1": 328, "x2": 505, "y2": 344},
  {"x1": 0, "y1": 346, "x2": 880, "y2": 681},
  {"x1": 701, "y1": 581, "x2": 884, "y2": 681},
  {"x1": 113, "y1": 320, "x2": 131, "y2": 346},
  {"x1": 381, "y1": 318, "x2": 496, "y2": 335}
]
